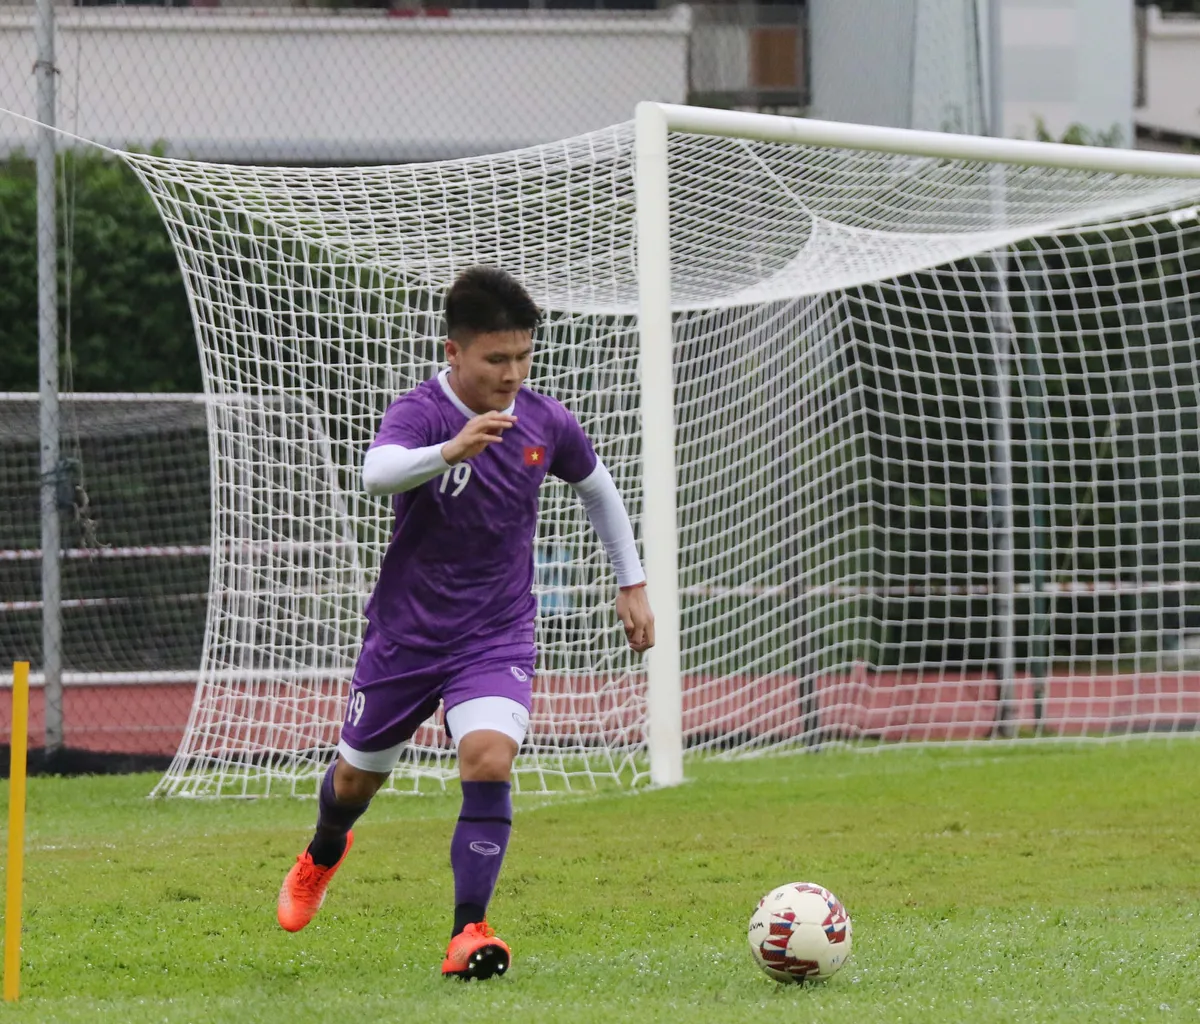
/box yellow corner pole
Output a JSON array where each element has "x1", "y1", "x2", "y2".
[{"x1": 4, "y1": 661, "x2": 30, "y2": 1002}]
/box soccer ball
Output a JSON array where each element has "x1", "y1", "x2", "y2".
[{"x1": 747, "y1": 881, "x2": 852, "y2": 982}]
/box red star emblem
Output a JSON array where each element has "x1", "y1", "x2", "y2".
[{"x1": 523, "y1": 445, "x2": 546, "y2": 466}]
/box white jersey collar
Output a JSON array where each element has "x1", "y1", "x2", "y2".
[{"x1": 437, "y1": 366, "x2": 516, "y2": 418}]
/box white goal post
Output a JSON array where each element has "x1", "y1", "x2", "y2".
[
  {"x1": 116, "y1": 103, "x2": 1200, "y2": 798},
  {"x1": 633, "y1": 102, "x2": 1200, "y2": 787}
]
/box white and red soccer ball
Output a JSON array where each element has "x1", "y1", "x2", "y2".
[{"x1": 747, "y1": 882, "x2": 852, "y2": 982}]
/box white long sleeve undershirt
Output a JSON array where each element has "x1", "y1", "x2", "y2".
[
  {"x1": 362, "y1": 443, "x2": 450, "y2": 496},
  {"x1": 570, "y1": 462, "x2": 645, "y2": 589},
  {"x1": 361, "y1": 444, "x2": 646, "y2": 588}
]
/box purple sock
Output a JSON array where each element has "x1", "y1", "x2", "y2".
[
  {"x1": 307, "y1": 761, "x2": 369, "y2": 867},
  {"x1": 450, "y1": 780, "x2": 512, "y2": 930}
]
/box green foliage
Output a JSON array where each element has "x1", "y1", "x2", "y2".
[
  {"x1": 0, "y1": 150, "x2": 199, "y2": 393},
  {"x1": 1031, "y1": 117, "x2": 1125, "y2": 148},
  {"x1": 1, "y1": 744, "x2": 1198, "y2": 1022}
]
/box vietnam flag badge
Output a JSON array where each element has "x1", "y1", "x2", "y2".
[{"x1": 523, "y1": 445, "x2": 546, "y2": 467}]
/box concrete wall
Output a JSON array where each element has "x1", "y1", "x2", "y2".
[
  {"x1": 808, "y1": 0, "x2": 1135, "y2": 145},
  {"x1": 809, "y1": 0, "x2": 984, "y2": 134},
  {"x1": 997, "y1": 0, "x2": 1134, "y2": 145},
  {"x1": 811, "y1": 0, "x2": 988, "y2": 135},
  {"x1": 0, "y1": 7, "x2": 690, "y2": 162},
  {"x1": 808, "y1": 0, "x2": 919, "y2": 130}
]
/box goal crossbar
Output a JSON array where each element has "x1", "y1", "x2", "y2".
[{"x1": 642, "y1": 103, "x2": 1200, "y2": 179}]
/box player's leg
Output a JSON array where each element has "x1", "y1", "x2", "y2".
[
  {"x1": 277, "y1": 755, "x2": 388, "y2": 933},
  {"x1": 440, "y1": 704, "x2": 526, "y2": 980},
  {"x1": 451, "y1": 720, "x2": 521, "y2": 935},
  {"x1": 307, "y1": 757, "x2": 383, "y2": 867},
  {"x1": 278, "y1": 626, "x2": 440, "y2": 932},
  {"x1": 439, "y1": 654, "x2": 532, "y2": 980}
]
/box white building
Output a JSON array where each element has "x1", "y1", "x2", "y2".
[
  {"x1": 810, "y1": 0, "x2": 1136, "y2": 145},
  {"x1": 1137, "y1": 4, "x2": 1200, "y2": 147},
  {"x1": 996, "y1": 0, "x2": 1134, "y2": 145}
]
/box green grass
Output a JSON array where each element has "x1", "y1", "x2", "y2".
[{"x1": 2, "y1": 743, "x2": 1199, "y2": 1023}]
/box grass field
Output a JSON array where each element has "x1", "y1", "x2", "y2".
[{"x1": 1, "y1": 743, "x2": 1198, "y2": 1023}]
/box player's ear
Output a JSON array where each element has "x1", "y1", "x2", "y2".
[{"x1": 444, "y1": 338, "x2": 460, "y2": 365}]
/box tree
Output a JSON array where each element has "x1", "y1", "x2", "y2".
[{"x1": 0, "y1": 150, "x2": 200, "y2": 393}]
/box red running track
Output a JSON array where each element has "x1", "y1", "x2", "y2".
[{"x1": 1, "y1": 668, "x2": 1198, "y2": 757}]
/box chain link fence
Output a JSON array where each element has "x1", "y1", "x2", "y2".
[{"x1": 0, "y1": 0, "x2": 991, "y2": 770}]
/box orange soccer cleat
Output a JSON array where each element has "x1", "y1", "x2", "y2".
[
  {"x1": 276, "y1": 831, "x2": 354, "y2": 933},
  {"x1": 441, "y1": 921, "x2": 511, "y2": 981}
]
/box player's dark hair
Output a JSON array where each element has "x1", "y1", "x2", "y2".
[{"x1": 444, "y1": 266, "x2": 542, "y2": 343}]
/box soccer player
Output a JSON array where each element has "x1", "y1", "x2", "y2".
[{"x1": 276, "y1": 266, "x2": 655, "y2": 980}]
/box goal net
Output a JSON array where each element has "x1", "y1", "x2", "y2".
[{"x1": 123, "y1": 106, "x2": 1200, "y2": 797}]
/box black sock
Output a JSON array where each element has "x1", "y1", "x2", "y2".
[
  {"x1": 307, "y1": 829, "x2": 349, "y2": 868},
  {"x1": 452, "y1": 901, "x2": 487, "y2": 938},
  {"x1": 307, "y1": 762, "x2": 370, "y2": 868}
]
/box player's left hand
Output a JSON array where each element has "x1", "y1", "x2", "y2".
[{"x1": 616, "y1": 585, "x2": 655, "y2": 654}]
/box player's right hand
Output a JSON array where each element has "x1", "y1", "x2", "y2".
[{"x1": 441, "y1": 411, "x2": 517, "y2": 465}]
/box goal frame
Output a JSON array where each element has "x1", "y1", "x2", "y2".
[{"x1": 633, "y1": 101, "x2": 1200, "y2": 788}]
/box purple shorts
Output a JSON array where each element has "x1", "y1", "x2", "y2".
[{"x1": 339, "y1": 622, "x2": 536, "y2": 754}]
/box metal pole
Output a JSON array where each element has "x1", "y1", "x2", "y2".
[
  {"x1": 986, "y1": 0, "x2": 1017, "y2": 736},
  {"x1": 35, "y1": 0, "x2": 63, "y2": 753},
  {"x1": 987, "y1": 253, "x2": 1018, "y2": 738},
  {"x1": 987, "y1": 0, "x2": 1003, "y2": 139},
  {"x1": 1019, "y1": 256, "x2": 1050, "y2": 729}
]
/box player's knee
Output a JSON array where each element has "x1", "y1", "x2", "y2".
[
  {"x1": 462, "y1": 754, "x2": 512, "y2": 782},
  {"x1": 333, "y1": 757, "x2": 387, "y2": 804},
  {"x1": 457, "y1": 731, "x2": 516, "y2": 782}
]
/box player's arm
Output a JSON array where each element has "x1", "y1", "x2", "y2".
[
  {"x1": 363, "y1": 411, "x2": 516, "y2": 496},
  {"x1": 570, "y1": 463, "x2": 655, "y2": 654}
]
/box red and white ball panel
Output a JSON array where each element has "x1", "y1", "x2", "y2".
[{"x1": 747, "y1": 882, "x2": 852, "y2": 982}]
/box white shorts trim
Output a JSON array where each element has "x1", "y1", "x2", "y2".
[
  {"x1": 336, "y1": 737, "x2": 407, "y2": 774},
  {"x1": 445, "y1": 696, "x2": 529, "y2": 748}
]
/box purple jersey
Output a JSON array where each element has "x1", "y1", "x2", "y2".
[{"x1": 364, "y1": 369, "x2": 598, "y2": 652}]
